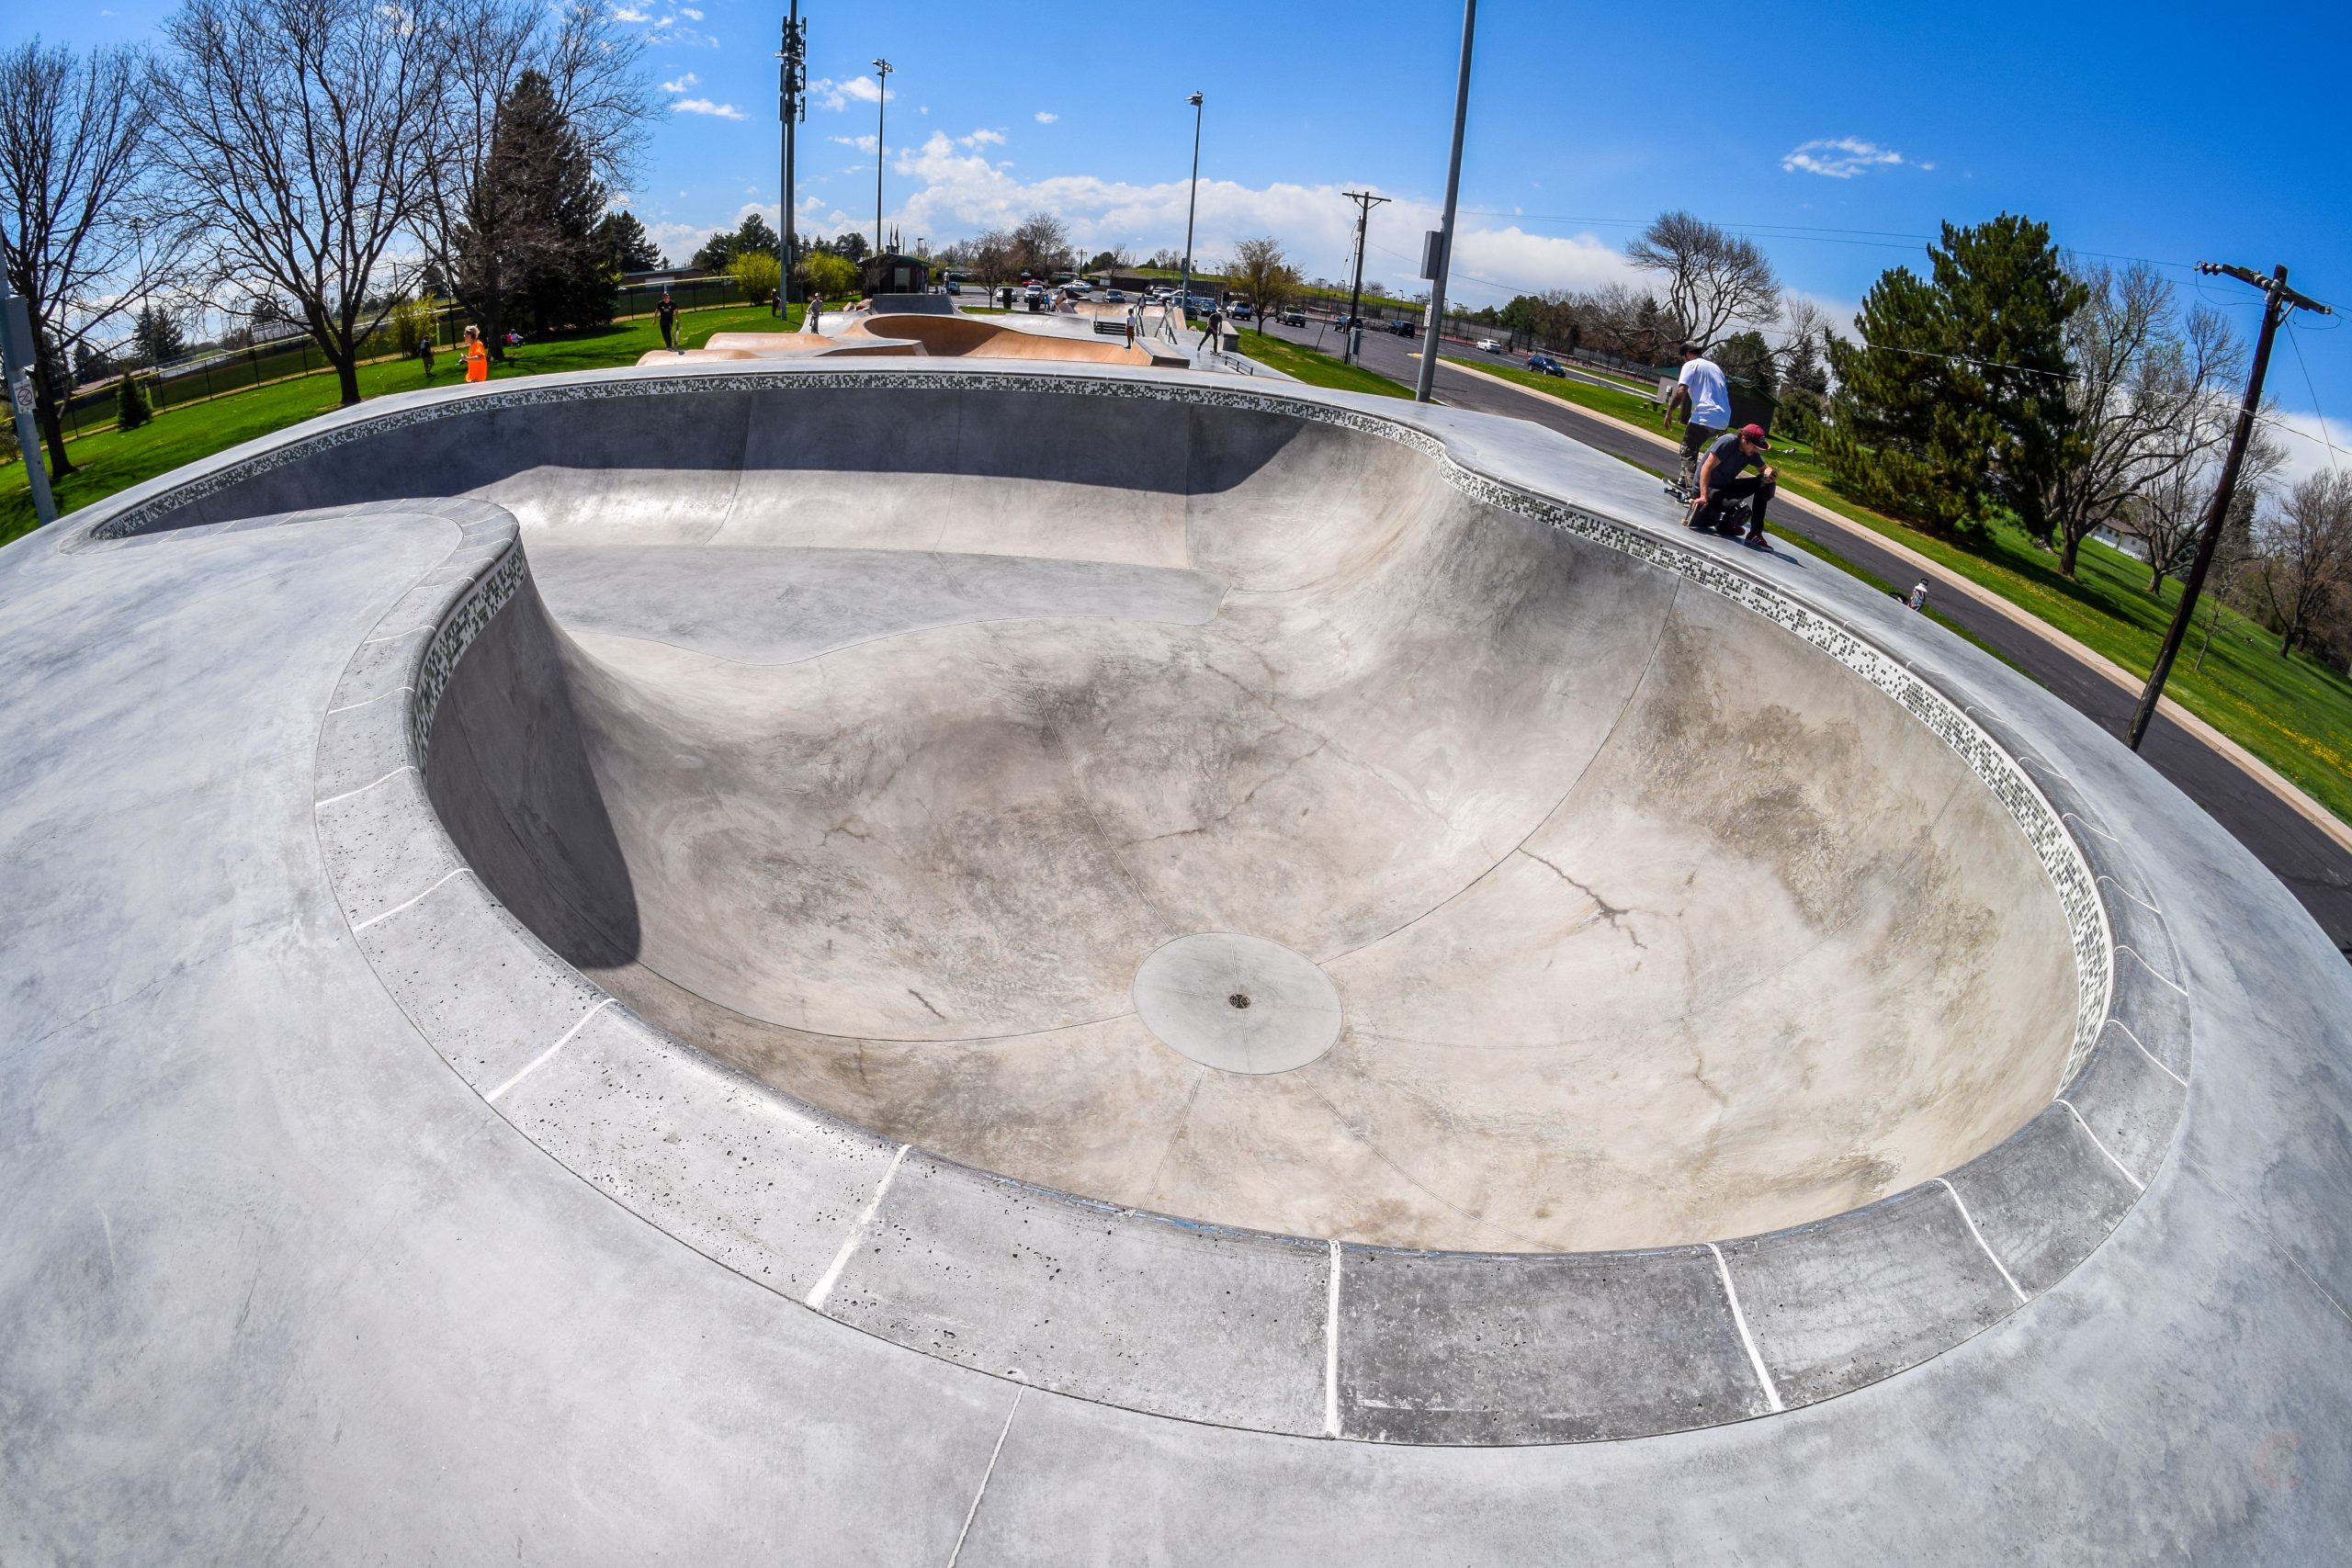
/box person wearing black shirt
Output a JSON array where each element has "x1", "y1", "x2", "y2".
[
  {"x1": 656, "y1": 289, "x2": 678, "y2": 351},
  {"x1": 1689, "y1": 423, "x2": 1777, "y2": 546}
]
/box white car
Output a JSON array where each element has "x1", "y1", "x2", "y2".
[{"x1": 1476, "y1": 337, "x2": 1503, "y2": 353}]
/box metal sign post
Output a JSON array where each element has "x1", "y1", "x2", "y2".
[{"x1": 0, "y1": 256, "x2": 58, "y2": 525}]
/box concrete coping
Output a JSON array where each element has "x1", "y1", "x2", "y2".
[{"x1": 85, "y1": 366, "x2": 2188, "y2": 1446}]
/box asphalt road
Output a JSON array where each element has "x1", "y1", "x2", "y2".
[{"x1": 1262, "y1": 314, "x2": 2352, "y2": 959}]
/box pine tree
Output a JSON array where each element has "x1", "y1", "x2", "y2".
[
  {"x1": 133, "y1": 304, "x2": 187, "y2": 368},
  {"x1": 595, "y1": 210, "x2": 662, "y2": 273},
  {"x1": 115, "y1": 370, "x2": 152, "y2": 431},
  {"x1": 1822, "y1": 265, "x2": 1987, "y2": 533},
  {"x1": 454, "y1": 70, "x2": 614, "y2": 353},
  {"x1": 1822, "y1": 216, "x2": 2085, "y2": 538}
]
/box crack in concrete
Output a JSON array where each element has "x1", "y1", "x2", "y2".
[{"x1": 1519, "y1": 849, "x2": 1648, "y2": 951}]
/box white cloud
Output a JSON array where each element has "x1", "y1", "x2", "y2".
[
  {"x1": 831, "y1": 133, "x2": 880, "y2": 153},
  {"x1": 2267, "y1": 409, "x2": 2352, "y2": 495},
  {"x1": 959, "y1": 128, "x2": 1006, "y2": 148},
  {"x1": 678, "y1": 5, "x2": 701, "y2": 16},
  {"x1": 1781, "y1": 138, "x2": 1911, "y2": 179},
  {"x1": 659, "y1": 72, "x2": 697, "y2": 93},
  {"x1": 673, "y1": 97, "x2": 745, "y2": 120},
  {"x1": 1034, "y1": 110, "x2": 1057, "y2": 124},
  {"x1": 611, "y1": 3, "x2": 649, "y2": 18},
  {"x1": 811, "y1": 74, "x2": 892, "y2": 111}
]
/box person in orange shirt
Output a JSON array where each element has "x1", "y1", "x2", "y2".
[{"x1": 461, "y1": 325, "x2": 489, "y2": 383}]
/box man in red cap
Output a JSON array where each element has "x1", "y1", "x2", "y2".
[{"x1": 1688, "y1": 423, "x2": 1777, "y2": 547}]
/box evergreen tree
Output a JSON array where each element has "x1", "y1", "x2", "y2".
[
  {"x1": 133, "y1": 305, "x2": 187, "y2": 368},
  {"x1": 1822, "y1": 265, "x2": 1986, "y2": 533},
  {"x1": 1717, "y1": 329, "x2": 1778, "y2": 399},
  {"x1": 1782, "y1": 329, "x2": 1827, "y2": 395},
  {"x1": 595, "y1": 209, "x2": 662, "y2": 273},
  {"x1": 453, "y1": 70, "x2": 614, "y2": 354},
  {"x1": 731, "y1": 212, "x2": 779, "y2": 255},
  {"x1": 1822, "y1": 215, "x2": 2084, "y2": 538},
  {"x1": 115, "y1": 370, "x2": 152, "y2": 431}
]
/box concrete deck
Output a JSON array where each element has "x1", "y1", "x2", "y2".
[{"x1": 4, "y1": 361, "x2": 2348, "y2": 1561}]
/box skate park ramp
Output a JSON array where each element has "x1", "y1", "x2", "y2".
[
  {"x1": 409, "y1": 378, "x2": 2080, "y2": 1254},
  {"x1": 640, "y1": 313, "x2": 1156, "y2": 367}
]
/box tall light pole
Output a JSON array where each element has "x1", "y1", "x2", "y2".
[
  {"x1": 1180, "y1": 92, "x2": 1203, "y2": 316},
  {"x1": 1414, "y1": 0, "x2": 1476, "y2": 404},
  {"x1": 872, "y1": 58, "x2": 894, "y2": 258},
  {"x1": 0, "y1": 219, "x2": 58, "y2": 525},
  {"x1": 775, "y1": 0, "x2": 806, "y2": 313}
]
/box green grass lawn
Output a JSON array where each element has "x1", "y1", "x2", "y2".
[
  {"x1": 1232, "y1": 329, "x2": 1411, "y2": 399},
  {"x1": 1449, "y1": 354, "x2": 2352, "y2": 825},
  {"x1": 1, "y1": 303, "x2": 799, "y2": 546}
]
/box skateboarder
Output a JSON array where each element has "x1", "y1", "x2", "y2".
[
  {"x1": 1689, "y1": 424, "x2": 1776, "y2": 546},
  {"x1": 657, "y1": 288, "x2": 677, "y2": 351},
  {"x1": 1663, "y1": 342, "x2": 1733, "y2": 489}
]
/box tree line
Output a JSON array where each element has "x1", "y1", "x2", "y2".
[{"x1": 1, "y1": 0, "x2": 657, "y2": 483}]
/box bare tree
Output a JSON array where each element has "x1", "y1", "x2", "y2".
[
  {"x1": 1625, "y1": 209, "x2": 1780, "y2": 348},
  {"x1": 1009, "y1": 212, "x2": 1070, "y2": 278},
  {"x1": 2042, "y1": 263, "x2": 2245, "y2": 578},
  {"x1": 0, "y1": 40, "x2": 156, "y2": 479},
  {"x1": 2248, "y1": 469, "x2": 2352, "y2": 657},
  {"x1": 2124, "y1": 422, "x2": 2283, "y2": 594},
  {"x1": 148, "y1": 0, "x2": 446, "y2": 407}
]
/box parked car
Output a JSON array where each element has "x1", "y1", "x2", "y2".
[
  {"x1": 1527, "y1": 353, "x2": 1566, "y2": 377},
  {"x1": 1476, "y1": 337, "x2": 1503, "y2": 353},
  {"x1": 1103, "y1": 288, "x2": 1126, "y2": 303},
  {"x1": 1386, "y1": 319, "x2": 1417, "y2": 337},
  {"x1": 1227, "y1": 301, "x2": 1253, "y2": 321},
  {"x1": 1281, "y1": 310, "x2": 1306, "y2": 327}
]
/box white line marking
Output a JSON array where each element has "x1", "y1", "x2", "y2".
[
  {"x1": 2063, "y1": 811, "x2": 2119, "y2": 843},
  {"x1": 360, "y1": 625, "x2": 431, "y2": 646},
  {"x1": 326, "y1": 686, "x2": 410, "y2": 715},
  {"x1": 348, "y1": 866, "x2": 469, "y2": 932},
  {"x1": 313, "y1": 763, "x2": 414, "y2": 808},
  {"x1": 1936, "y1": 1178, "x2": 2028, "y2": 1305},
  {"x1": 482, "y1": 998, "x2": 615, "y2": 1104},
  {"x1": 2116, "y1": 944, "x2": 2190, "y2": 997},
  {"x1": 945, "y1": 1387, "x2": 1023, "y2": 1568},
  {"x1": 2096, "y1": 874, "x2": 2163, "y2": 916},
  {"x1": 1323, "y1": 1239, "x2": 1342, "y2": 1438},
  {"x1": 1707, "y1": 1242, "x2": 1783, "y2": 1414},
  {"x1": 2105, "y1": 1016, "x2": 2188, "y2": 1089},
  {"x1": 2057, "y1": 1098, "x2": 2146, "y2": 1192},
  {"x1": 806, "y1": 1144, "x2": 910, "y2": 1311}
]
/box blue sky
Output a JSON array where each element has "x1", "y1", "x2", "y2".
[{"x1": 40, "y1": 0, "x2": 2352, "y2": 475}]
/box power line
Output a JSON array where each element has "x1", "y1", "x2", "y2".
[
  {"x1": 1340, "y1": 190, "x2": 1390, "y2": 366},
  {"x1": 2282, "y1": 319, "x2": 2344, "y2": 475}
]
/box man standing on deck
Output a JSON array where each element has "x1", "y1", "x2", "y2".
[
  {"x1": 1663, "y1": 342, "x2": 1733, "y2": 489},
  {"x1": 657, "y1": 288, "x2": 677, "y2": 351}
]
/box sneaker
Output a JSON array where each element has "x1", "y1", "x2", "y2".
[{"x1": 1741, "y1": 530, "x2": 1770, "y2": 549}]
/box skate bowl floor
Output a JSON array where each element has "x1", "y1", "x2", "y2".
[{"x1": 388, "y1": 377, "x2": 2088, "y2": 1255}]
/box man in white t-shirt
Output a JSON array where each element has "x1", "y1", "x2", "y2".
[{"x1": 1663, "y1": 342, "x2": 1734, "y2": 488}]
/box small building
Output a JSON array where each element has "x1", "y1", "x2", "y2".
[{"x1": 860, "y1": 254, "x2": 930, "y2": 298}]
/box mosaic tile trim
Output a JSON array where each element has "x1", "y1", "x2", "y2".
[
  {"x1": 116, "y1": 365, "x2": 2113, "y2": 1084},
  {"x1": 408, "y1": 539, "x2": 527, "y2": 768}
]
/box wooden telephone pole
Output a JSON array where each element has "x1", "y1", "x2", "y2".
[
  {"x1": 1340, "y1": 190, "x2": 1388, "y2": 366},
  {"x1": 2126, "y1": 263, "x2": 2332, "y2": 750}
]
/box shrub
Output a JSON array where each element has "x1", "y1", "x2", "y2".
[
  {"x1": 796, "y1": 249, "x2": 857, "y2": 301},
  {"x1": 390, "y1": 294, "x2": 442, "y2": 356},
  {"x1": 729, "y1": 251, "x2": 783, "y2": 308},
  {"x1": 116, "y1": 374, "x2": 153, "y2": 432}
]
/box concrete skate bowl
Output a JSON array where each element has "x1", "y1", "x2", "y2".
[{"x1": 84, "y1": 366, "x2": 2187, "y2": 1445}]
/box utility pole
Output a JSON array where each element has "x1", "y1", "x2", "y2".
[
  {"x1": 1340, "y1": 190, "x2": 1388, "y2": 367},
  {"x1": 775, "y1": 0, "x2": 806, "y2": 312},
  {"x1": 1414, "y1": 0, "x2": 1476, "y2": 404},
  {"x1": 2125, "y1": 262, "x2": 2332, "y2": 751},
  {"x1": 0, "y1": 228, "x2": 58, "y2": 525},
  {"x1": 872, "y1": 58, "x2": 893, "y2": 258},
  {"x1": 1180, "y1": 92, "x2": 1204, "y2": 319}
]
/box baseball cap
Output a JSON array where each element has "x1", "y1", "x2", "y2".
[{"x1": 1740, "y1": 423, "x2": 1770, "y2": 446}]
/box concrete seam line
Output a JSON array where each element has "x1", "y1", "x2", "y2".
[
  {"x1": 313, "y1": 763, "x2": 415, "y2": 809},
  {"x1": 347, "y1": 866, "x2": 469, "y2": 933},
  {"x1": 2106, "y1": 1016, "x2": 2189, "y2": 1089},
  {"x1": 359, "y1": 625, "x2": 433, "y2": 646},
  {"x1": 2064, "y1": 810, "x2": 2120, "y2": 844},
  {"x1": 1936, "y1": 1178, "x2": 2029, "y2": 1306},
  {"x1": 483, "y1": 998, "x2": 615, "y2": 1105},
  {"x1": 2057, "y1": 1099, "x2": 2146, "y2": 1193},
  {"x1": 2117, "y1": 944, "x2": 2191, "y2": 997},
  {"x1": 2098, "y1": 874, "x2": 2164, "y2": 916},
  {"x1": 1707, "y1": 1242, "x2": 1783, "y2": 1414},
  {"x1": 1323, "y1": 1240, "x2": 1342, "y2": 1438},
  {"x1": 945, "y1": 1386, "x2": 1023, "y2": 1568},
  {"x1": 806, "y1": 1144, "x2": 909, "y2": 1312},
  {"x1": 326, "y1": 685, "x2": 411, "y2": 716}
]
